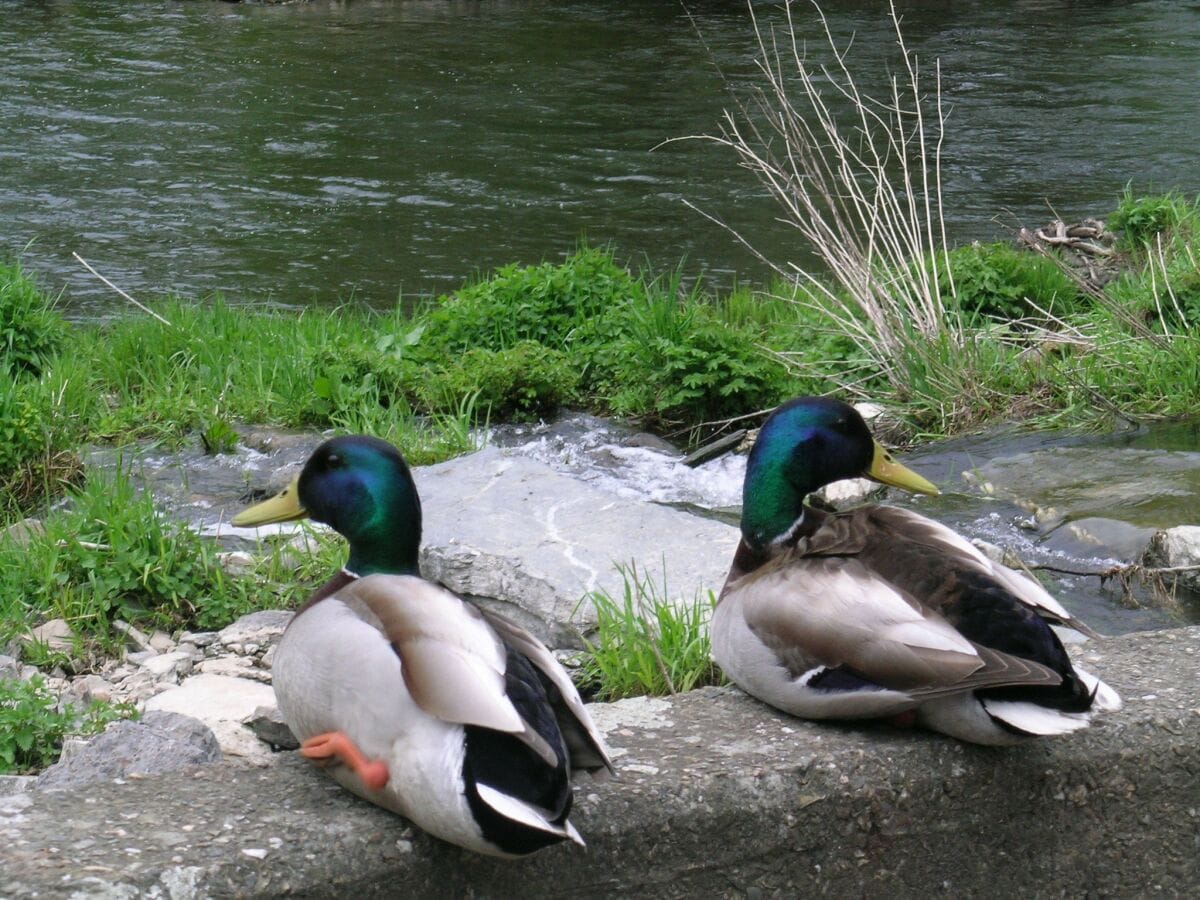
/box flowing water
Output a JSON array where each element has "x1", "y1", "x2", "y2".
[
  {"x1": 4, "y1": 1, "x2": 1200, "y2": 315},
  {"x1": 94, "y1": 415, "x2": 1200, "y2": 637}
]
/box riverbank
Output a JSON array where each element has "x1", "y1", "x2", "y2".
[
  {"x1": 4, "y1": 191, "x2": 1200, "y2": 644},
  {"x1": 3, "y1": 190, "x2": 1200, "y2": 775}
]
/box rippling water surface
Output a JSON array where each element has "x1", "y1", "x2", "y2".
[{"x1": 3, "y1": 0, "x2": 1200, "y2": 315}]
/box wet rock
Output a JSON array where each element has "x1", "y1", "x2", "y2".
[
  {"x1": 683, "y1": 430, "x2": 747, "y2": 467},
  {"x1": 34, "y1": 711, "x2": 221, "y2": 792},
  {"x1": 415, "y1": 446, "x2": 738, "y2": 648},
  {"x1": 1041, "y1": 517, "x2": 1157, "y2": 562},
  {"x1": 624, "y1": 432, "x2": 679, "y2": 454},
  {"x1": 817, "y1": 477, "x2": 881, "y2": 508},
  {"x1": 236, "y1": 425, "x2": 321, "y2": 456},
  {"x1": 971, "y1": 538, "x2": 1005, "y2": 563},
  {"x1": 1144, "y1": 525, "x2": 1200, "y2": 592},
  {"x1": 972, "y1": 445, "x2": 1200, "y2": 530}
]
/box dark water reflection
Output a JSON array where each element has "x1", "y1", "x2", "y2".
[{"x1": 2, "y1": 0, "x2": 1199, "y2": 316}]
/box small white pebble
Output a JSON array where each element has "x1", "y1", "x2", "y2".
[
  {"x1": 241, "y1": 848, "x2": 268, "y2": 860},
  {"x1": 623, "y1": 763, "x2": 659, "y2": 775}
]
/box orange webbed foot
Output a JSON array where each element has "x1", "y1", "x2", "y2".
[{"x1": 300, "y1": 731, "x2": 390, "y2": 791}]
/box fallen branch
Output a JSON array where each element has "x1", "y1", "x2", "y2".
[
  {"x1": 1026, "y1": 561, "x2": 1200, "y2": 578},
  {"x1": 73, "y1": 252, "x2": 172, "y2": 326}
]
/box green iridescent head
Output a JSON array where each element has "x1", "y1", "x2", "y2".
[
  {"x1": 233, "y1": 435, "x2": 422, "y2": 576},
  {"x1": 741, "y1": 397, "x2": 938, "y2": 549}
]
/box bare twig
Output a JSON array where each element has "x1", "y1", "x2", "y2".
[
  {"x1": 72, "y1": 252, "x2": 172, "y2": 326},
  {"x1": 686, "y1": 0, "x2": 962, "y2": 401}
]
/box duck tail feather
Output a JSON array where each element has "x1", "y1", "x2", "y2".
[
  {"x1": 980, "y1": 698, "x2": 1091, "y2": 736},
  {"x1": 475, "y1": 783, "x2": 582, "y2": 844},
  {"x1": 1073, "y1": 663, "x2": 1122, "y2": 712}
]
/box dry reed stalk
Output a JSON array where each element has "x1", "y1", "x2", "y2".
[{"x1": 684, "y1": 0, "x2": 962, "y2": 396}]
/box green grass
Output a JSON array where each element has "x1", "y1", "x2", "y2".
[
  {"x1": 0, "y1": 465, "x2": 349, "y2": 652},
  {"x1": 0, "y1": 259, "x2": 65, "y2": 378},
  {"x1": 575, "y1": 563, "x2": 724, "y2": 701},
  {"x1": 1110, "y1": 186, "x2": 1195, "y2": 250}
]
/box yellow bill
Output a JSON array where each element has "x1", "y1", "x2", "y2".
[
  {"x1": 866, "y1": 441, "x2": 940, "y2": 496},
  {"x1": 231, "y1": 475, "x2": 308, "y2": 526}
]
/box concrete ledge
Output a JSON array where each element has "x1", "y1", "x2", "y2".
[{"x1": 4, "y1": 627, "x2": 1199, "y2": 898}]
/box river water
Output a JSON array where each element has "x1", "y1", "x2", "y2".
[{"x1": 3, "y1": 0, "x2": 1200, "y2": 316}]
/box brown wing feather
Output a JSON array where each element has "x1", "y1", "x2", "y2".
[
  {"x1": 904, "y1": 644, "x2": 1063, "y2": 700},
  {"x1": 737, "y1": 554, "x2": 983, "y2": 689},
  {"x1": 861, "y1": 506, "x2": 1099, "y2": 635},
  {"x1": 736, "y1": 552, "x2": 1065, "y2": 696}
]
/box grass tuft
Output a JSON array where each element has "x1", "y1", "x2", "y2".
[{"x1": 575, "y1": 562, "x2": 724, "y2": 701}]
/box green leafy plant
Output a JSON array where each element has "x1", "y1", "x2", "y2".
[
  {"x1": 199, "y1": 415, "x2": 239, "y2": 455},
  {"x1": 417, "y1": 245, "x2": 641, "y2": 354},
  {"x1": 420, "y1": 341, "x2": 579, "y2": 421},
  {"x1": 575, "y1": 562, "x2": 724, "y2": 701},
  {"x1": 939, "y1": 243, "x2": 1080, "y2": 324},
  {"x1": 0, "y1": 675, "x2": 137, "y2": 774},
  {"x1": 0, "y1": 377, "x2": 51, "y2": 478}
]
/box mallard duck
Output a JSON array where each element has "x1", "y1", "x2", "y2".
[
  {"x1": 232, "y1": 436, "x2": 611, "y2": 857},
  {"x1": 711, "y1": 397, "x2": 1121, "y2": 745}
]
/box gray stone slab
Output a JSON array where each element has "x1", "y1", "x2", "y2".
[
  {"x1": 2, "y1": 627, "x2": 1198, "y2": 898},
  {"x1": 34, "y1": 711, "x2": 221, "y2": 792},
  {"x1": 415, "y1": 446, "x2": 739, "y2": 647}
]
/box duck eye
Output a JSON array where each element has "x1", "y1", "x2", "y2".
[{"x1": 326, "y1": 452, "x2": 342, "y2": 468}]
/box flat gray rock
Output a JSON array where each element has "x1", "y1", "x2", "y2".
[
  {"x1": 34, "y1": 711, "x2": 220, "y2": 791},
  {"x1": 415, "y1": 446, "x2": 739, "y2": 647},
  {"x1": 3, "y1": 627, "x2": 1198, "y2": 899}
]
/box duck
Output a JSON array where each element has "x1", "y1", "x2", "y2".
[
  {"x1": 710, "y1": 396, "x2": 1121, "y2": 746},
  {"x1": 232, "y1": 435, "x2": 612, "y2": 857}
]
